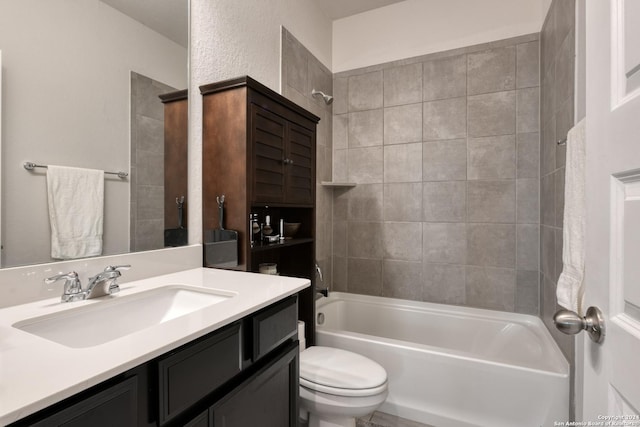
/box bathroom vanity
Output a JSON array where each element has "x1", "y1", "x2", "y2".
[{"x1": 0, "y1": 268, "x2": 308, "y2": 426}]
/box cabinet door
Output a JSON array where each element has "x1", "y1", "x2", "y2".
[
  {"x1": 185, "y1": 409, "x2": 210, "y2": 427},
  {"x1": 285, "y1": 122, "x2": 314, "y2": 205},
  {"x1": 158, "y1": 322, "x2": 241, "y2": 425},
  {"x1": 251, "y1": 104, "x2": 286, "y2": 204},
  {"x1": 30, "y1": 376, "x2": 137, "y2": 427},
  {"x1": 210, "y1": 343, "x2": 299, "y2": 427},
  {"x1": 163, "y1": 95, "x2": 188, "y2": 236},
  {"x1": 252, "y1": 295, "x2": 298, "y2": 362}
]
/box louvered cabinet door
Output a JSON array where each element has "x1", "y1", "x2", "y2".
[
  {"x1": 284, "y1": 122, "x2": 314, "y2": 205},
  {"x1": 251, "y1": 104, "x2": 286, "y2": 204}
]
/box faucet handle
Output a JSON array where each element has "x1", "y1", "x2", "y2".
[
  {"x1": 45, "y1": 271, "x2": 84, "y2": 302},
  {"x1": 104, "y1": 264, "x2": 131, "y2": 272},
  {"x1": 102, "y1": 265, "x2": 129, "y2": 294},
  {"x1": 45, "y1": 271, "x2": 79, "y2": 285}
]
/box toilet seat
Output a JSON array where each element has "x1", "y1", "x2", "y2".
[{"x1": 300, "y1": 346, "x2": 388, "y2": 397}]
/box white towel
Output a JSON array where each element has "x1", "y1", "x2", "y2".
[
  {"x1": 46, "y1": 165, "x2": 104, "y2": 259},
  {"x1": 556, "y1": 118, "x2": 586, "y2": 313}
]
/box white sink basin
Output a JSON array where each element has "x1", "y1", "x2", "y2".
[{"x1": 13, "y1": 285, "x2": 235, "y2": 348}]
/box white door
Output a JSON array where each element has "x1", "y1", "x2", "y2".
[
  {"x1": 0, "y1": 50, "x2": 2, "y2": 268},
  {"x1": 581, "y1": 0, "x2": 640, "y2": 421}
]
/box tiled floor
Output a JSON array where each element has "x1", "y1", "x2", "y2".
[
  {"x1": 356, "y1": 411, "x2": 435, "y2": 427},
  {"x1": 300, "y1": 410, "x2": 434, "y2": 427}
]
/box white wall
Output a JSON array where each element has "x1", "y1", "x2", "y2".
[
  {"x1": 0, "y1": 50, "x2": 3, "y2": 268},
  {"x1": 0, "y1": 0, "x2": 187, "y2": 267},
  {"x1": 190, "y1": 0, "x2": 331, "y2": 93},
  {"x1": 333, "y1": 0, "x2": 548, "y2": 72}
]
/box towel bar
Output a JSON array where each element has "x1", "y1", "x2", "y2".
[{"x1": 23, "y1": 162, "x2": 128, "y2": 179}]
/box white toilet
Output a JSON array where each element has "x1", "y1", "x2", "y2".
[{"x1": 299, "y1": 346, "x2": 388, "y2": 427}]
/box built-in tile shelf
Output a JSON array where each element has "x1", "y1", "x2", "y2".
[{"x1": 321, "y1": 181, "x2": 357, "y2": 188}]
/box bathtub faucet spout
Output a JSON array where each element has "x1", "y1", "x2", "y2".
[{"x1": 315, "y1": 262, "x2": 329, "y2": 299}]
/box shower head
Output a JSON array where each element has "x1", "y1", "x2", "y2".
[{"x1": 311, "y1": 89, "x2": 334, "y2": 105}]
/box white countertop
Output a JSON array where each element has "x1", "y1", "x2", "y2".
[{"x1": 0, "y1": 267, "x2": 309, "y2": 425}]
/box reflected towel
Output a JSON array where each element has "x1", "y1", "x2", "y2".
[
  {"x1": 556, "y1": 118, "x2": 586, "y2": 313},
  {"x1": 46, "y1": 165, "x2": 104, "y2": 259}
]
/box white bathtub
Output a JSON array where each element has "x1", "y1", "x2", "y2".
[{"x1": 315, "y1": 292, "x2": 569, "y2": 427}]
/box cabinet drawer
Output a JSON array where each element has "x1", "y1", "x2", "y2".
[
  {"x1": 252, "y1": 295, "x2": 297, "y2": 361},
  {"x1": 158, "y1": 322, "x2": 241, "y2": 425}
]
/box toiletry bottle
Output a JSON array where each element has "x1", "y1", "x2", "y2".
[
  {"x1": 251, "y1": 214, "x2": 260, "y2": 238},
  {"x1": 263, "y1": 215, "x2": 273, "y2": 238},
  {"x1": 250, "y1": 214, "x2": 259, "y2": 245},
  {"x1": 249, "y1": 214, "x2": 254, "y2": 245},
  {"x1": 279, "y1": 218, "x2": 285, "y2": 242}
]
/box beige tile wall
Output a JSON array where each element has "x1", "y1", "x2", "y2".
[
  {"x1": 540, "y1": 0, "x2": 576, "y2": 363},
  {"x1": 332, "y1": 33, "x2": 541, "y2": 314},
  {"x1": 282, "y1": 16, "x2": 576, "y2": 417},
  {"x1": 130, "y1": 72, "x2": 176, "y2": 252},
  {"x1": 281, "y1": 28, "x2": 334, "y2": 286}
]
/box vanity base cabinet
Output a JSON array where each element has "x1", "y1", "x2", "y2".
[
  {"x1": 8, "y1": 296, "x2": 299, "y2": 427},
  {"x1": 29, "y1": 376, "x2": 138, "y2": 427}
]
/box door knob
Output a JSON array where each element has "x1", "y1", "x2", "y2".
[{"x1": 553, "y1": 306, "x2": 605, "y2": 344}]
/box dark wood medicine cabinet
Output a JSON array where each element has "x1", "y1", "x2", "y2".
[{"x1": 200, "y1": 76, "x2": 319, "y2": 346}]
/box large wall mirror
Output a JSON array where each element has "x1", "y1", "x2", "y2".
[{"x1": 0, "y1": 0, "x2": 189, "y2": 268}]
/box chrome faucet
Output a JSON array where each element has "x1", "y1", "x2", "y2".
[
  {"x1": 85, "y1": 265, "x2": 130, "y2": 299},
  {"x1": 45, "y1": 265, "x2": 130, "y2": 302},
  {"x1": 315, "y1": 262, "x2": 329, "y2": 299}
]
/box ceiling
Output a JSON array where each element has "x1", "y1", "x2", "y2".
[
  {"x1": 100, "y1": 0, "x2": 405, "y2": 47},
  {"x1": 100, "y1": 0, "x2": 188, "y2": 48},
  {"x1": 313, "y1": 0, "x2": 407, "y2": 20}
]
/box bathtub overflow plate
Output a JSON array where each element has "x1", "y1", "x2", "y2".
[{"x1": 317, "y1": 312, "x2": 325, "y2": 325}]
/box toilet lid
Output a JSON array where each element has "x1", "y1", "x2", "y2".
[{"x1": 300, "y1": 346, "x2": 387, "y2": 396}]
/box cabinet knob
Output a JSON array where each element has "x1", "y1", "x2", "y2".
[{"x1": 283, "y1": 158, "x2": 294, "y2": 165}]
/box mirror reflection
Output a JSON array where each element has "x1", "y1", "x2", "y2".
[{"x1": 0, "y1": 0, "x2": 188, "y2": 268}]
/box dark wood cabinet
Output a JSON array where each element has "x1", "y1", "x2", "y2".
[
  {"x1": 10, "y1": 297, "x2": 299, "y2": 427},
  {"x1": 30, "y1": 376, "x2": 138, "y2": 427},
  {"x1": 283, "y1": 121, "x2": 314, "y2": 205},
  {"x1": 201, "y1": 76, "x2": 318, "y2": 345},
  {"x1": 185, "y1": 410, "x2": 209, "y2": 427},
  {"x1": 158, "y1": 322, "x2": 241, "y2": 425},
  {"x1": 160, "y1": 90, "x2": 189, "y2": 247},
  {"x1": 251, "y1": 104, "x2": 287, "y2": 204},
  {"x1": 250, "y1": 104, "x2": 314, "y2": 205},
  {"x1": 209, "y1": 343, "x2": 299, "y2": 427},
  {"x1": 251, "y1": 295, "x2": 298, "y2": 361}
]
